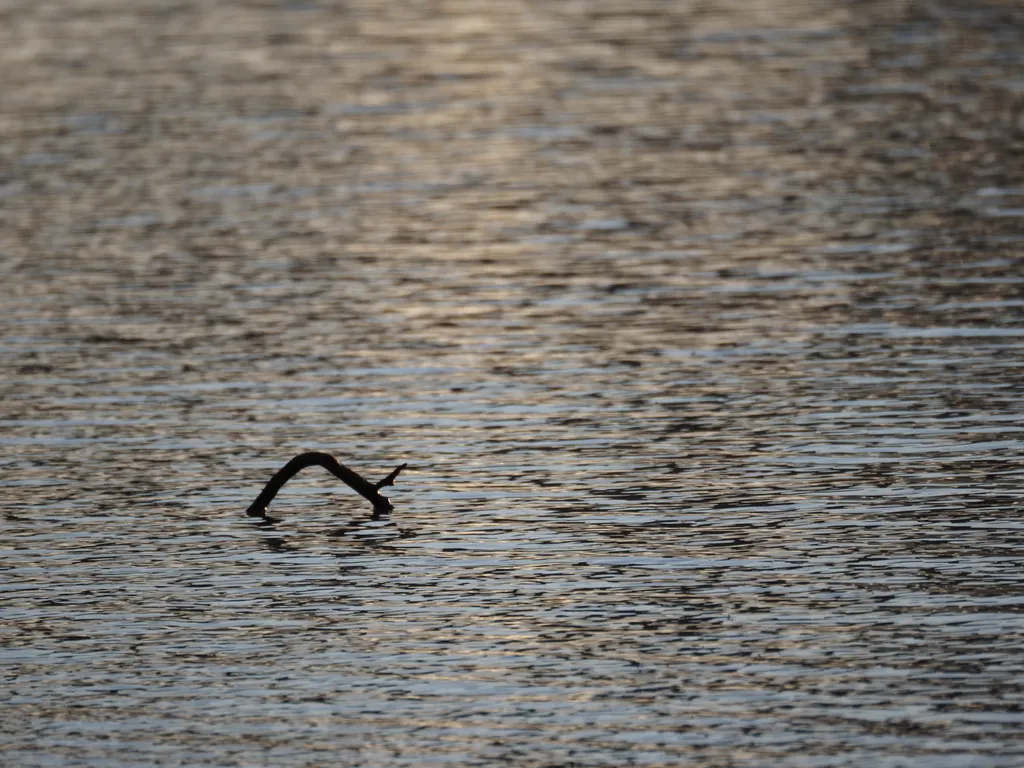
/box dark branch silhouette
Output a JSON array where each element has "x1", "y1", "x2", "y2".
[{"x1": 246, "y1": 452, "x2": 406, "y2": 519}]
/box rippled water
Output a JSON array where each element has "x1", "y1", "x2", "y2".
[{"x1": 3, "y1": 0, "x2": 1024, "y2": 765}]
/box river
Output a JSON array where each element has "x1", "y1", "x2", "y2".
[{"x1": 2, "y1": 0, "x2": 1023, "y2": 765}]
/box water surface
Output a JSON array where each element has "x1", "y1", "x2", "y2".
[{"x1": 3, "y1": 0, "x2": 1024, "y2": 765}]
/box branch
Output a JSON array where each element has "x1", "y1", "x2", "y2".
[
  {"x1": 375, "y1": 463, "x2": 407, "y2": 490},
  {"x1": 246, "y1": 452, "x2": 405, "y2": 519}
]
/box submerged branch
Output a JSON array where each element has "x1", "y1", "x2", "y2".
[{"x1": 246, "y1": 452, "x2": 406, "y2": 519}]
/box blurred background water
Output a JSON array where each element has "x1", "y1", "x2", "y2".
[{"x1": 2, "y1": 0, "x2": 1024, "y2": 765}]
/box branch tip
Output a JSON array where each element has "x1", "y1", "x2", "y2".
[{"x1": 375, "y1": 463, "x2": 407, "y2": 490}]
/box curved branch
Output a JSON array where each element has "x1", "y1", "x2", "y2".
[{"x1": 246, "y1": 452, "x2": 406, "y2": 519}]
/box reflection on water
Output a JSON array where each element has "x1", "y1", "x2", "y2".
[{"x1": 2, "y1": 0, "x2": 1024, "y2": 765}]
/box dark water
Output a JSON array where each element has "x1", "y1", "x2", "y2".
[{"x1": 3, "y1": 0, "x2": 1024, "y2": 765}]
